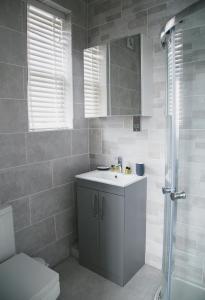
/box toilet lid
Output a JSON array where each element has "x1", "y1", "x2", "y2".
[{"x1": 0, "y1": 253, "x2": 59, "y2": 300}]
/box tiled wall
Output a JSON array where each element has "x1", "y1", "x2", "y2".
[
  {"x1": 0, "y1": 0, "x2": 89, "y2": 267},
  {"x1": 87, "y1": 0, "x2": 198, "y2": 269}
]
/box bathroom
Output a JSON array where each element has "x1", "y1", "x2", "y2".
[{"x1": 0, "y1": 0, "x2": 204, "y2": 299}]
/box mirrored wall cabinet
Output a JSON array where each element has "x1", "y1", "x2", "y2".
[{"x1": 84, "y1": 34, "x2": 153, "y2": 118}]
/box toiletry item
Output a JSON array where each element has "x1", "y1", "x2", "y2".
[
  {"x1": 136, "y1": 163, "x2": 144, "y2": 176},
  {"x1": 125, "y1": 166, "x2": 132, "y2": 174},
  {"x1": 115, "y1": 164, "x2": 121, "y2": 173},
  {"x1": 111, "y1": 164, "x2": 122, "y2": 173},
  {"x1": 111, "y1": 165, "x2": 117, "y2": 172}
]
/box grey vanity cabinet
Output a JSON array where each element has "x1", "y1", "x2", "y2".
[
  {"x1": 99, "y1": 192, "x2": 124, "y2": 284},
  {"x1": 77, "y1": 178, "x2": 147, "y2": 286},
  {"x1": 77, "y1": 187, "x2": 99, "y2": 269}
]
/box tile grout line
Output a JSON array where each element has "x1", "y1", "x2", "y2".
[
  {"x1": 14, "y1": 203, "x2": 74, "y2": 234},
  {"x1": 0, "y1": 153, "x2": 90, "y2": 173},
  {"x1": 35, "y1": 232, "x2": 73, "y2": 256},
  {"x1": 28, "y1": 195, "x2": 32, "y2": 227},
  {"x1": 53, "y1": 214, "x2": 58, "y2": 241}
]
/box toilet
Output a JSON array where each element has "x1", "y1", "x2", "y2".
[{"x1": 0, "y1": 206, "x2": 60, "y2": 300}]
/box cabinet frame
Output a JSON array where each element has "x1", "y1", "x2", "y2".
[{"x1": 84, "y1": 34, "x2": 153, "y2": 119}]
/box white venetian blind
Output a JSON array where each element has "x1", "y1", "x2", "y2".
[
  {"x1": 167, "y1": 29, "x2": 183, "y2": 125},
  {"x1": 84, "y1": 45, "x2": 107, "y2": 118},
  {"x1": 27, "y1": 2, "x2": 72, "y2": 131}
]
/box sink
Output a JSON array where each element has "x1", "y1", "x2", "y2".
[{"x1": 75, "y1": 170, "x2": 145, "y2": 187}]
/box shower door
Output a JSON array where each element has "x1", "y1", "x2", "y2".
[{"x1": 161, "y1": 1, "x2": 205, "y2": 300}]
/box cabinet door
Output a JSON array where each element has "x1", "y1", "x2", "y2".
[
  {"x1": 77, "y1": 186, "x2": 99, "y2": 269},
  {"x1": 99, "y1": 192, "x2": 124, "y2": 284}
]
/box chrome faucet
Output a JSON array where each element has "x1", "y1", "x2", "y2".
[{"x1": 117, "y1": 156, "x2": 123, "y2": 173}]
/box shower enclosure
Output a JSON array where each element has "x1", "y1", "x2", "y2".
[{"x1": 160, "y1": 1, "x2": 205, "y2": 299}]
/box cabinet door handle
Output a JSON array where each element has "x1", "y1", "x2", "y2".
[
  {"x1": 92, "y1": 194, "x2": 98, "y2": 218},
  {"x1": 99, "y1": 196, "x2": 104, "y2": 220}
]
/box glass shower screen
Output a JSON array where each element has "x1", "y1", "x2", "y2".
[{"x1": 161, "y1": 1, "x2": 205, "y2": 300}]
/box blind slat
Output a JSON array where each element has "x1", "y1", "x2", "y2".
[
  {"x1": 28, "y1": 12, "x2": 62, "y2": 28},
  {"x1": 28, "y1": 49, "x2": 62, "y2": 61},
  {"x1": 28, "y1": 40, "x2": 63, "y2": 53},
  {"x1": 28, "y1": 22, "x2": 61, "y2": 37},
  {"x1": 28, "y1": 28, "x2": 63, "y2": 45},
  {"x1": 28, "y1": 32, "x2": 63, "y2": 48},
  {"x1": 28, "y1": 19, "x2": 62, "y2": 32},
  {"x1": 28, "y1": 55, "x2": 63, "y2": 67},
  {"x1": 28, "y1": 7, "x2": 62, "y2": 24}
]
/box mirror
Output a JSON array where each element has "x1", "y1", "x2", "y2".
[
  {"x1": 109, "y1": 35, "x2": 141, "y2": 116},
  {"x1": 84, "y1": 34, "x2": 152, "y2": 118}
]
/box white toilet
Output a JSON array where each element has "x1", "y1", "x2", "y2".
[{"x1": 0, "y1": 205, "x2": 60, "y2": 300}]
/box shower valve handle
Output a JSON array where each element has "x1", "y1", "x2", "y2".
[{"x1": 170, "y1": 191, "x2": 186, "y2": 201}]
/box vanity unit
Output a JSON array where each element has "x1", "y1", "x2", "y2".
[{"x1": 76, "y1": 170, "x2": 147, "y2": 286}]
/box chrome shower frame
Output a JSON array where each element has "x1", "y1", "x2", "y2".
[{"x1": 159, "y1": 1, "x2": 205, "y2": 300}]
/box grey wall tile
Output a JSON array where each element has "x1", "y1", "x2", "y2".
[
  {"x1": 167, "y1": 0, "x2": 198, "y2": 16},
  {"x1": 55, "y1": 0, "x2": 87, "y2": 27},
  {"x1": 27, "y1": 131, "x2": 71, "y2": 163},
  {"x1": 88, "y1": 27, "x2": 100, "y2": 45},
  {"x1": 55, "y1": 209, "x2": 74, "y2": 239},
  {"x1": 0, "y1": 162, "x2": 52, "y2": 205},
  {"x1": 147, "y1": 3, "x2": 168, "y2": 37},
  {"x1": 0, "y1": 100, "x2": 27, "y2": 133},
  {"x1": 72, "y1": 129, "x2": 89, "y2": 155},
  {"x1": 73, "y1": 50, "x2": 84, "y2": 77},
  {"x1": 0, "y1": 133, "x2": 26, "y2": 169},
  {"x1": 88, "y1": 11, "x2": 147, "y2": 45},
  {"x1": 89, "y1": 116, "x2": 125, "y2": 129},
  {"x1": 73, "y1": 103, "x2": 88, "y2": 129},
  {"x1": 30, "y1": 183, "x2": 74, "y2": 224},
  {"x1": 0, "y1": 64, "x2": 24, "y2": 99},
  {"x1": 73, "y1": 75, "x2": 84, "y2": 104},
  {"x1": 0, "y1": 27, "x2": 26, "y2": 66},
  {"x1": 0, "y1": 0, "x2": 23, "y2": 32},
  {"x1": 89, "y1": 129, "x2": 102, "y2": 154},
  {"x1": 125, "y1": 10, "x2": 147, "y2": 34},
  {"x1": 88, "y1": 18, "x2": 128, "y2": 45},
  {"x1": 72, "y1": 25, "x2": 87, "y2": 51},
  {"x1": 15, "y1": 217, "x2": 56, "y2": 255},
  {"x1": 35, "y1": 236, "x2": 70, "y2": 267},
  {"x1": 122, "y1": 0, "x2": 165, "y2": 16},
  {"x1": 88, "y1": 0, "x2": 122, "y2": 29},
  {"x1": 9, "y1": 197, "x2": 30, "y2": 232},
  {"x1": 174, "y1": 249, "x2": 203, "y2": 285},
  {"x1": 52, "y1": 154, "x2": 90, "y2": 186},
  {"x1": 89, "y1": 153, "x2": 113, "y2": 170}
]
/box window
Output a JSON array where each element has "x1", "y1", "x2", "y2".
[
  {"x1": 27, "y1": 1, "x2": 73, "y2": 131},
  {"x1": 84, "y1": 45, "x2": 107, "y2": 118}
]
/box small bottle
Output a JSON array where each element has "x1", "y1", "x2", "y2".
[
  {"x1": 125, "y1": 166, "x2": 132, "y2": 174},
  {"x1": 111, "y1": 165, "x2": 116, "y2": 172}
]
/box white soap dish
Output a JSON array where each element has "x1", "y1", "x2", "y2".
[{"x1": 97, "y1": 166, "x2": 110, "y2": 171}]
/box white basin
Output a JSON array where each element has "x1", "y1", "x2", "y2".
[{"x1": 75, "y1": 170, "x2": 145, "y2": 187}]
